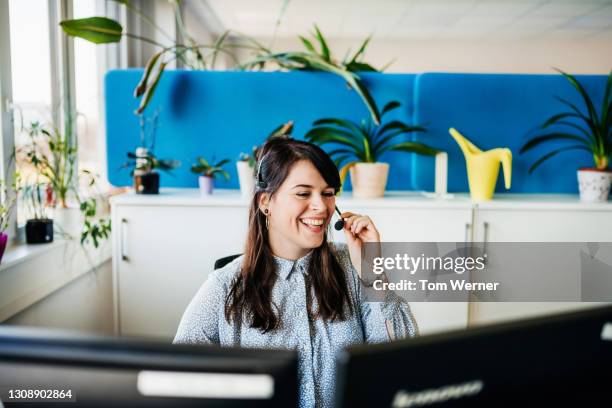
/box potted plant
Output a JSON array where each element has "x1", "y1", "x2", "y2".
[
  {"x1": 520, "y1": 69, "x2": 612, "y2": 202},
  {"x1": 0, "y1": 173, "x2": 20, "y2": 263},
  {"x1": 305, "y1": 100, "x2": 439, "y2": 198},
  {"x1": 23, "y1": 183, "x2": 53, "y2": 244},
  {"x1": 191, "y1": 157, "x2": 230, "y2": 196},
  {"x1": 237, "y1": 150, "x2": 257, "y2": 199},
  {"x1": 120, "y1": 111, "x2": 180, "y2": 194},
  {"x1": 121, "y1": 147, "x2": 180, "y2": 194},
  {"x1": 237, "y1": 121, "x2": 295, "y2": 198},
  {"x1": 18, "y1": 120, "x2": 81, "y2": 236}
]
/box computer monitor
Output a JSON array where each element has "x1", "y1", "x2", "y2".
[
  {"x1": 335, "y1": 305, "x2": 612, "y2": 407},
  {"x1": 0, "y1": 326, "x2": 298, "y2": 407}
]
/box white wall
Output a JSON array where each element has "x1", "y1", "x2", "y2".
[{"x1": 240, "y1": 36, "x2": 612, "y2": 74}]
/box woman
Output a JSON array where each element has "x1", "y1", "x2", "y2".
[{"x1": 173, "y1": 137, "x2": 418, "y2": 407}]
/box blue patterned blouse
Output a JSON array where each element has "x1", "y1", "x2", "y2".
[{"x1": 173, "y1": 243, "x2": 418, "y2": 407}]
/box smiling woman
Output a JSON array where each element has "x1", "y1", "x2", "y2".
[{"x1": 173, "y1": 137, "x2": 419, "y2": 408}]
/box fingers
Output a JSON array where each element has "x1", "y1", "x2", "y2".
[{"x1": 342, "y1": 213, "x2": 372, "y2": 235}]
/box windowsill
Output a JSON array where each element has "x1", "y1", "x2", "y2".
[
  {"x1": 0, "y1": 237, "x2": 112, "y2": 322},
  {"x1": 0, "y1": 240, "x2": 67, "y2": 272}
]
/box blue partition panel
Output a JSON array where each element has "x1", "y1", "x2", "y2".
[
  {"x1": 412, "y1": 73, "x2": 607, "y2": 193},
  {"x1": 105, "y1": 70, "x2": 418, "y2": 190}
]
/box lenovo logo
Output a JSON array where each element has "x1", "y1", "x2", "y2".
[{"x1": 392, "y1": 380, "x2": 484, "y2": 407}]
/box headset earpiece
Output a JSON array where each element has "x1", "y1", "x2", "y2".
[{"x1": 256, "y1": 154, "x2": 268, "y2": 190}]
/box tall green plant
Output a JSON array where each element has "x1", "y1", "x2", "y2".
[
  {"x1": 520, "y1": 69, "x2": 612, "y2": 173},
  {"x1": 239, "y1": 26, "x2": 384, "y2": 124},
  {"x1": 305, "y1": 100, "x2": 439, "y2": 184},
  {"x1": 20, "y1": 121, "x2": 76, "y2": 209},
  {"x1": 60, "y1": 4, "x2": 384, "y2": 123}
]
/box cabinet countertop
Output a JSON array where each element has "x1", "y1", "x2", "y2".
[{"x1": 109, "y1": 189, "x2": 612, "y2": 211}]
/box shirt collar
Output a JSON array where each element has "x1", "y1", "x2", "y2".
[{"x1": 273, "y1": 250, "x2": 313, "y2": 280}]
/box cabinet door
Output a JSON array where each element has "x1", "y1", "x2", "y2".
[
  {"x1": 113, "y1": 204, "x2": 248, "y2": 339},
  {"x1": 332, "y1": 207, "x2": 473, "y2": 335},
  {"x1": 473, "y1": 208, "x2": 612, "y2": 242},
  {"x1": 470, "y1": 208, "x2": 612, "y2": 325}
]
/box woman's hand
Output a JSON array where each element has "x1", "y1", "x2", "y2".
[{"x1": 341, "y1": 212, "x2": 381, "y2": 278}]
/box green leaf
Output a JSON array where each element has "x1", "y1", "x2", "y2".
[
  {"x1": 313, "y1": 25, "x2": 330, "y2": 62},
  {"x1": 214, "y1": 158, "x2": 230, "y2": 168},
  {"x1": 211, "y1": 30, "x2": 231, "y2": 69},
  {"x1": 373, "y1": 129, "x2": 409, "y2": 155},
  {"x1": 600, "y1": 70, "x2": 612, "y2": 135},
  {"x1": 299, "y1": 35, "x2": 317, "y2": 54},
  {"x1": 197, "y1": 157, "x2": 210, "y2": 168},
  {"x1": 312, "y1": 118, "x2": 362, "y2": 135},
  {"x1": 60, "y1": 17, "x2": 123, "y2": 44},
  {"x1": 554, "y1": 68, "x2": 600, "y2": 129},
  {"x1": 326, "y1": 148, "x2": 356, "y2": 158},
  {"x1": 134, "y1": 50, "x2": 163, "y2": 97},
  {"x1": 520, "y1": 132, "x2": 591, "y2": 154},
  {"x1": 344, "y1": 61, "x2": 377, "y2": 73},
  {"x1": 381, "y1": 101, "x2": 401, "y2": 116},
  {"x1": 376, "y1": 120, "x2": 426, "y2": 138},
  {"x1": 347, "y1": 35, "x2": 371, "y2": 66},
  {"x1": 383, "y1": 142, "x2": 439, "y2": 157},
  {"x1": 305, "y1": 126, "x2": 359, "y2": 143},
  {"x1": 554, "y1": 96, "x2": 600, "y2": 141},
  {"x1": 135, "y1": 62, "x2": 166, "y2": 115},
  {"x1": 305, "y1": 130, "x2": 364, "y2": 154},
  {"x1": 528, "y1": 144, "x2": 591, "y2": 174},
  {"x1": 541, "y1": 112, "x2": 581, "y2": 128}
]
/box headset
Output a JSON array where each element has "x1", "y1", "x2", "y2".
[{"x1": 257, "y1": 153, "x2": 346, "y2": 231}]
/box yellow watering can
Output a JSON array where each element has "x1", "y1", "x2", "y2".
[{"x1": 449, "y1": 128, "x2": 512, "y2": 201}]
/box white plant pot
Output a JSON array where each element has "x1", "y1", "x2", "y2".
[
  {"x1": 577, "y1": 169, "x2": 612, "y2": 202},
  {"x1": 53, "y1": 207, "x2": 83, "y2": 238},
  {"x1": 349, "y1": 162, "x2": 389, "y2": 198},
  {"x1": 236, "y1": 161, "x2": 255, "y2": 199},
  {"x1": 199, "y1": 176, "x2": 214, "y2": 196}
]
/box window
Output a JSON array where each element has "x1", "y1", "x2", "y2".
[
  {"x1": 74, "y1": 0, "x2": 108, "y2": 193},
  {"x1": 8, "y1": 0, "x2": 53, "y2": 225}
]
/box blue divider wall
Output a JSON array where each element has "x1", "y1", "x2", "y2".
[
  {"x1": 105, "y1": 70, "x2": 417, "y2": 190},
  {"x1": 412, "y1": 73, "x2": 607, "y2": 193},
  {"x1": 106, "y1": 70, "x2": 607, "y2": 193}
]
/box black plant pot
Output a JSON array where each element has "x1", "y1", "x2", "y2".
[
  {"x1": 26, "y1": 219, "x2": 54, "y2": 244},
  {"x1": 134, "y1": 171, "x2": 160, "y2": 194}
]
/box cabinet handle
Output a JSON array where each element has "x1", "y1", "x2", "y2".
[
  {"x1": 482, "y1": 222, "x2": 489, "y2": 265},
  {"x1": 121, "y1": 218, "x2": 129, "y2": 262},
  {"x1": 464, "y1": 222, "x2": 471, "y2": 243}
]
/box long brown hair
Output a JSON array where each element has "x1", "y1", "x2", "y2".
[{"x1": 225, "y1": 137, "x2": 354, "y2": 333}]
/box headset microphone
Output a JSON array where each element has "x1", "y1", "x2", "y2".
[{"x1": 334, "y1": 206, "x2": 345, "y2": 231}]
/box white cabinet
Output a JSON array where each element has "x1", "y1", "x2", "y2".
[
  {"x1": 111, "y1": 191, "x2": 248, "y2": 338},
  {"x1": 468, "y1": 195, "x2": 612, "y2": 326},
  {"x1": 111, "y1": 190, "x2": 612, "y2": 339}
]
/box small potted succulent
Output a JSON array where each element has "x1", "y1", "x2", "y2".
[
  {"x1": 521, "y1": 69, "x2": 612, "y2": 202},
  {"x1": 191, "y1": 157, "x2": 230, "y2": 196},
  {"x1": 122, "y1": 147, "x2": 181, "y2": 194},
  {"x1": 305, "y1": 100, "x2": 439, "y2": 197},
  {"x1": 237, "y1": 121, "x2": 295, "y2": 198},
  {"x1": 23, "y1": 183, "x2": 53, "y2": 244}
]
